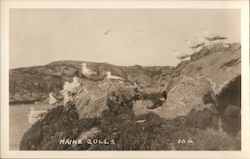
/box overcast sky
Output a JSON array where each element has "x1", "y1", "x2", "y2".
[{"x1": 10, "y1": 9, "x2": 240, "y2": 68}]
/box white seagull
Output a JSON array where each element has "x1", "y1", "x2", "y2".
[
  {"x1": 71, "y1": 77, "x2": 81, "y2": 90},
  {"x1": 64, "y1": 77, "x2": 81, "y2": 93},
  {"x1": 63, "y1": 92, "x2": 73, "y2": 105},
  {"x1": 201, "y1": 27, "x2": 227, "y2": 46},
  {"x1": 49, "y1": 93, "x2": 57, "y2": 105},
  {"x1": 60, "y1": 81, "x2": 70, "y2": 96},
  {"x1": 185, "y1": 36, "x2": 205, "y2": 53},
  {"x1": 81, "y1": 63, "x2": 97, "y2": 78},
  {"x1": 63, "y1": 81, "x2": 70, "y2": 91},
  {"x1": 72, "y1": 76, "x2": 80, "y2": 85},
  {"x1": 106, "y1": 71, "x2": 124, "y2": 80},
  {"x1": 173, "y1": 50, "x2": 190, "y2": 61}
]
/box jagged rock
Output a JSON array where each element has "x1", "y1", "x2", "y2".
[
  {"x1": 62, "y1": 67, "x2": 78, "y2": 76},
  {"x1": 73, "y1": 81, "x2": 109, "y2": 119},
  {"x1": 16, "y1": 42, "x2": 241, "y2": 150},
  {"x1": 20, "y1": 104, "x2": 100, "y2": 150},
  {"x1": 181, "y1": 43, "x2": 240, "y2": 94},
  {"x1": 229, "y1": 43, "x2": 241, "y2": 51},
  {"x1": 155, "y1": 76, "x2": 211, "y2": 120},
  {"x1": 73, "y1": 80, "x2": 141, "y2": 119},
  {"x1": 9, "y1": 61, "x2": 173, "y2": 105}
]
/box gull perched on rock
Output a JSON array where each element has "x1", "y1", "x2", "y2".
[
  {"x1": 49, "y1": 93, "x2": 57, "y2": 105},
  {"x1": 81, "y1": 63, "x2": 97, "y2": 78},
  {"x1": 201, "y1": 27, "x2": 227, "y2": 46},
  {"x1": 60, "y1": 77, "x2": 80, "y2": 106},
  {"x1": 106, "y1": 71, "x2": 124, "y2": 81},
  {"x1": 68, "y1": 77, "x2": 81, "y2": 92},
  {"x1": 63, "y1": 91, "x2": 73, "y2": 105},
  {"x1": 63, "y1": 81, "x2": 70, "y2": 91},
  {"x1": 173, "y1": 50, "x2": 190, "y2": 61},
  {"x1": 185, "y1": 36, "x2": 205, "y2": 53},
  {"x1": 60, "y1": 77, "x2": 81, "y2": 98},
  {"x1": 72, "y1": 76, "x2": 80, "y2": 85}
]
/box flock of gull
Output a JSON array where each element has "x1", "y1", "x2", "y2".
[
  {"x1": 28, "y1": 27, "x2": 227, "y2": 124},
  {"x1": 174, "y1": 27, "x2": 227, "y2": 61},
  {"x1": 50, "y1": 62, "x2": 125, "y2": 106},
  {"x1": 29, "y1": 63, "x2": 124, "y2": 124}
]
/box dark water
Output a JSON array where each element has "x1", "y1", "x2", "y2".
[{"x1": 9, "y1": 104, "x2": 54, "y2": 150}]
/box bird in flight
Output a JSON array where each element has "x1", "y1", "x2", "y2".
[{"x1": 103, "y1": 28, "x2": 111, "y2": 35}]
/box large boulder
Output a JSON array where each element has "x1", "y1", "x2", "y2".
[
  {"x1": 17, "y1": 42, "x2": 241, "y2": 150},
  {"x1": 181, "y1": 43, "x2": 240, "y2": 95},
  {"x1": 155, "y1": 76, "x2": 211, "y2": 120},
  {"x1": 19, "y1": 103, "x2": 101, "y2": 150},
  {"x1": 73, "y1": 80, "x2": 141, "y2": 119}
]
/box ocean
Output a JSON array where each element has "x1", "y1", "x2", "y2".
[{"x1": 9, "y1": 104, "x2": 54, "y2": 150}]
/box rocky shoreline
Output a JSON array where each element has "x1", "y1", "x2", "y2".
[{"x1": 11, "y1": 43, "x2": 241, "y2": 150}]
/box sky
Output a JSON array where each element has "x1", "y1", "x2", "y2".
[{"x1": 9, "y1": 9, "x2": 241, "y2": 68}]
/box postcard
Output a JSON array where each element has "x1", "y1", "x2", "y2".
[{"x1": 1, "y1": 0, "x2": 249, "y2": 158}]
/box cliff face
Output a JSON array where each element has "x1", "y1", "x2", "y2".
[{"x1": 18, "y1": 42, "x2": 241, "y2": 150}]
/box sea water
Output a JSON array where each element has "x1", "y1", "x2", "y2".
[{"x1": 9, "y1": 104, "x2": 54, "y2": 150}]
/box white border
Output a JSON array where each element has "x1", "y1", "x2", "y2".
[{"x1": 1, "y1": 1, "x2": 249, "y2": 158}]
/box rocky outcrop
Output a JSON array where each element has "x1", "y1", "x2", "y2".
[
  {"x1": 10, "y1": 61, "x2": 173, "y2": 104},
  {"x1": 20, "y1": 103, "x2": 101, "y2": 150},
  {"x1": 19, "y1": 42, "x2": 241, "y2": 150},
  {"x1": 20, "y1": 93, "x2": 239, "y2": 151},
  {"x1": 73, "y1": 80, "x2": 141, "y2": 119},
  {"x1": 155, "y1": 76, "x2": 212, "y2": 119},
  {"x1": 144, "y1": 42, "x2": 241, "y2": 136}
]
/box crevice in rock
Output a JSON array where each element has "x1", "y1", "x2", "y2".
[{"x1": 215, "y1": 75, "x2": 241, "y2": 136}]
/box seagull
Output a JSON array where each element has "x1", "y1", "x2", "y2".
[
  {"x1": 106, "y1": 71, "x2": 124, "y2": 80},
  {"x1": 73, "y1": 76, "x2": 80, "y2": 84},
  {"x1": 63, "y1": 81, "x2": 70, "y2": 91},
  {"x1": 185, "y1": 36, "x2": 205, "y2": 53},
  {"x1": 60, "y1": 81, "x2": 70, "y2": 95},
  {"x1": 49, "y1": 93, "x2": 57, "y2": 105},
  {"x1": 71, "y1": 76, "x2": 81, "y2": 88},
  {"x1": 136, "y1": 119, "x2": 146, "y2": 123},
  {"x1": 81, "y1": 63, "x2": 97, "y2": 78},
  {"x1": 60, "y1": 77, "x2": 80, "y2": 96},
  {"x1": 201, "y1": 27, "x2": 227, "y2": 46},
  {"x1": 173, "y1": 50, "x2": 190, "y2": 61},
  {"x1": 190, "y1": 42, "x2": 205, "y2": 53},
  {"x1": 103, "y1": 28, "x2": 111, "y2": 35},
  {"x1": 63, "y1": 92, "x2": 73, "y2": 105}
]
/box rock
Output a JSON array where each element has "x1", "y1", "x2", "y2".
[
  {"x1": 73, "y1": 81, "x2": 109, "y2": 119},
  {"x1": 74, "y1": 80, "x2": 140, "y2": 119},
  {"x1": 132, "y1": 99, "x2": 155, "y2": 116},
  {"x1": 181, "y1": 43, "x2": 240, "y2": 94},
  {"x1": 224, "y1": 104, "x2": 240, "y2": 117},
  {"x1": 155, "y1": 76, "x2": 211, "y2": 120},
  {"x1": 78, "y1": 127, "x2": 101, "y2": 141},
  {"x1": 106, "y1": 85, "x2": 141, "y2": 115},
  {"x1": 9, "y1": 61, "x2": 174, "y2": 104},
  {"x1": 16, "y1": 42, "x2": 241, "y2": 150},
  {"x1": 20, "y1": 104, "x2": 100, "y2": 150},
  {"x1": 62, "y1": 67, "x2": 78, "y2": 76},
  {"x1": 186, "y1": 109, "x2": 218, "y2": 130},
  {"x1": 14, "y1": 93, "x2": 23, "y2": 101},
  {"x1": 229, "y1": 43, "x2": 241, "y2": 51}
]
